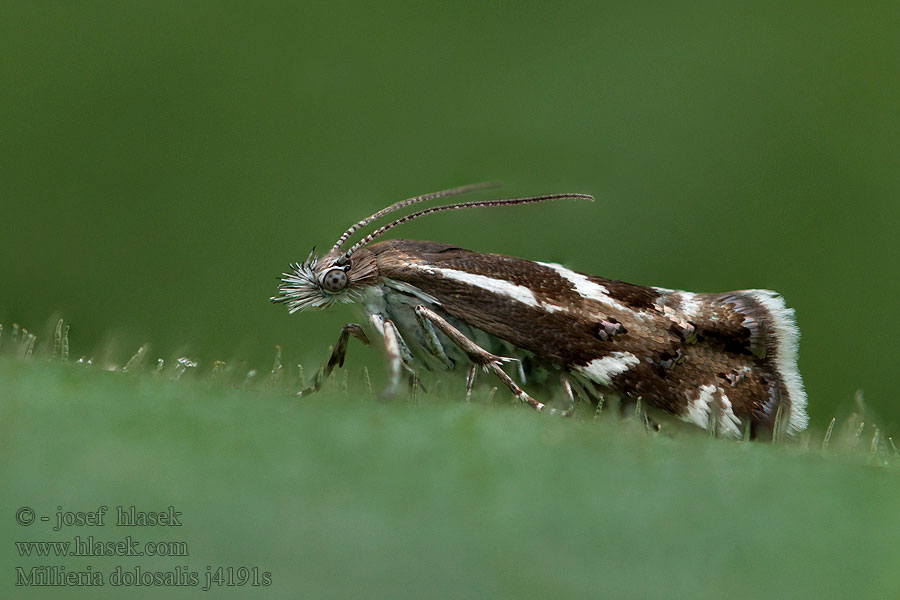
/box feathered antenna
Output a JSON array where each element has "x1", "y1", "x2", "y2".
[
  {"x1": 340, "y1": 193, "x2": 594, "y2": 261},
  {"x1": 330, "y1": 182, "x2": 500, "y2": 253}
]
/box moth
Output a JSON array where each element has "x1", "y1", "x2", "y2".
[{"x1": 272, "y1": 183, "x2": 807, "y2": 440}]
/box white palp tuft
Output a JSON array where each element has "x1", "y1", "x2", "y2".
[{"x1": 272, "y1": 258, "x2": 362, "y2": 313}]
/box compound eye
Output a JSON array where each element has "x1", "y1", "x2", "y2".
[{"x1": 321, "y1": 268, "x2": 348, "y2": 293}]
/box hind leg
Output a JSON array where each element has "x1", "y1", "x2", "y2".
[{"x1": 414, "y1": 306, "x2": 570, "y2": 416}]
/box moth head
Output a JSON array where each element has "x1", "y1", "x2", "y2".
[
  {"x1": 270, "y1": 247, "x2": 375, "y2": 313},
  {"x1": 271, "y1": 184, "x2": 593, "y2": 315}
]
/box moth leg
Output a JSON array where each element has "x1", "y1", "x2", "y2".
[
  {"x1": 328, "y1": 324, "x2": 370, "y2": 371},
  {"x1": 465, "y1": 363, "x2": 477, "y2": 404},
  {"x1": 370, "y1": 313, "x2": 418, "y2": 400},
  {"x1": 414, "y1": 306, "x2": 565, "y2": 415},
  {"x1": 414, "y1": 307, "x2": 455, "y2": 369},
  {"x1": 382, "y1": 319, "x2": 405, "y2": 399},
  {"x1": 559, "y1": 377, "x2": 577, "y2": 418},
  {"x1": 299, "y1": 323, "x2": 370, "y2": 396}
]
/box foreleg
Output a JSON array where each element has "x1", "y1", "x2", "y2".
[
  {"x1": 369, "y1": 313, "x2": 420, "y2": 400},
  {"x1": 299, "y1": 323, "x2": 369, "y2": 396}
]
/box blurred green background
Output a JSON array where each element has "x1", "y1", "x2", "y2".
[{"x1": 1, "y1": 1, "x2": 898, "y2": 428}]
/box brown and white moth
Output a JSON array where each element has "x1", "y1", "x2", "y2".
[{"x1": 272, "y1": 183, "x2": 807, "y2": 440}]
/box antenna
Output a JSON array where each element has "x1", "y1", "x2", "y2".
[
  {"x1": 341, "y1": 193, "x2": 594, "y2": 260},
  {"x1": 330, "y1": 182, "x2": 500, "y2": 253}
]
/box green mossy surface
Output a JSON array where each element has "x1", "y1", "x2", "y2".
[{"x1": 3, "y1": 357, "x2": 897, "y2": 598}]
